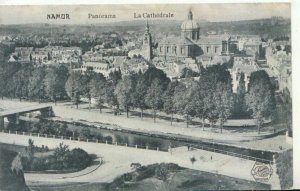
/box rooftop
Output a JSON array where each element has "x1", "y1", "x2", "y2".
[
  {"x1": 160, "y1": 36, "x2": 194, "y2": 45},
  {"x1": 196, "y1": 36, "x2": 227, "y2": 45},
  {"x1": 232, "y1": 62, "x2": 259, "y2": 76},
  {"x1": 83, "y1": 61, "x2": 109, "y2": 68}
]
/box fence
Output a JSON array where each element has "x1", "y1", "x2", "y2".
[
  {"x1": 1, "y1": 129, "x2": 163, "y2": 152},
  {"x1": 187, "y1": 143, "x2": 274, "y2": 165},
  {"x1": 1, "y1": 129, "x2": 274, "y2": 165}
]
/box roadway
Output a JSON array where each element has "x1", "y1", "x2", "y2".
[{"x1": 0, "y1": 132, "x2": 280, "y2": 189}]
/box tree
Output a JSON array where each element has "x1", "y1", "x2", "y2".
[
  {"x1": 44, "y1": 65, "x2": 68, "y2": 104},
  {"x1": 53, "y1": 143, "x2": 70, "y2": 169},
  {"x1": 65, "y1": 71, "x2": 82, "y2": 108},
  {"x1": 12, "y1": 70, "x2": 27, "y2": 101},
  {"x1": 67, "y1": 148, "x2": 92, "y2": 169},
  {"x1": 35, "y1": 120, "x2": 56, "y2": 135},
  {"x1": 11, "y1": 64, "x2": 33, "y2": 101},
  {"x1": 80, "y1": 127, "x2": 91, "y2": 139},
  {"x1": 38, "y1": 84, "x2": 46, "y2": 104},
  {"x1": 81, "y1": 67, "x2": 95, "y2": 111},
  {"x1": 142, "y1": 67, "x2": 170, "y2": 90},
  {"x1": 55, "y1": 64, "x2": 69, "y2": 98},
  {"x1": 54, "y1": 143, "x2": 69, "y2": 160},
  {"x1": 3, "y1": 62, "x2": 21, "y2": 98},
  {"x1": 283, "y1": 97, "x2": 292, "y2": 133},
  {"x1": 90, "y1": 73, "x2": 107, "y2": 112},
  {"x1": 27, "y1": 66, "x2": 46, "y2": 101},
  {"x1": 198, "y1": 64, "x2": 233, "y2": 129},
  {"x1": 173, "y1": 82, "x2": 196, "y2": 128},
  {"x1": 105, "y1": 81, "x2": 119, "y2": 115},
  {"x1": 106, "y1": 69, "x2": 122, "y2": 115},
  {"x1": 192, "y1": 82, "x2": 207, "y2": 130},
  {"x1": 145, "y1": 79, "x2": 164, "y2": 123},
  {"x1": 180, "y1": 68, "x2": 199, "y2": 78},
  {"x1": 56, "y1": 123, "x2": 68, "y2": 136},
  {"x1": 115, "y1": 77, "x2": 133, "y2": 118},
  {"x1": 108, "y1": 68, "x2": 122, "y2": 87},
  {"x1": 246, "y1": 70, "x2": 276, "y2": 134},
  {"x1": 132, "y1": 77, "x2": 148, "y2": 119},
  {"x1": 163, "y1": 81, "x2": 179, "y2": 125},
  {"x1": 213, "y1": 83, "x2": 234, "y2": 133},
  {"x1": 0, "y1": 64, "x2": 6, "y2": 99},
  {"x1": 26, "y1": 139, "x2": 35, "y2": 161},
  {"x1": 233, "y1": 72, "x2": 248, "y2": 118}
]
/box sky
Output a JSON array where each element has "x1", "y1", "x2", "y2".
[{"x1": 0, "y1": 3, "x2": 291, "y2": 25}]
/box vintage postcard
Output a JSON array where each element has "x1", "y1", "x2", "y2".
[{"x1": 0, "y1": 2, "x2": 293, "y2": 190}]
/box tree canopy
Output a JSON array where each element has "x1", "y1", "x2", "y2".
[{"x1": 246, "y1": 70, "x2": 276, "y2": 134}]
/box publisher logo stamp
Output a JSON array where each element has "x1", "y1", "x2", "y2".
[{"x1": 251, "y1": 162, "x2": 273, "y2": 182}]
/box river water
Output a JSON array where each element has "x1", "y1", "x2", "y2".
[{"x1": 65, "y1": 121, "x2": 181, "y2": 151}]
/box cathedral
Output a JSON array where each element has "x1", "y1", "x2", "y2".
[
  {"x1": 157, "y1": 10, "x2": 231, "y2": 60},
  {"x1": 129, "y1": 10, "x2": 232, "y2": 62}
]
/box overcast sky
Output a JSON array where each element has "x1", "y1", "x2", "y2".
[{"x1": 0, "y1": 3, "x2": 290, "y2": 25}]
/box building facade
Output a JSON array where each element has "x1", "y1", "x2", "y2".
[{"x1": 157, "y1": 10, "x2": 231, "y2": 60}]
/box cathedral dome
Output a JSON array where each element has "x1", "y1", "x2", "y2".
[
  {"x1": 181, "y1": 20, "x2": 199, "y2": 30},
  {"x1": 181, "y1": 10, "x2": 199, "y2": 31}
]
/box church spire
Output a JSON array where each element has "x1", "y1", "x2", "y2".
[
  {"x1": 145, "y1": 20, "x2": 149, "y2": 33},
  {"x1": 141, "y1": 19, "x2": 152, "y2": 61},
  {"x1": 188, "y1": 9, "x2": 193, "y2": 20}
]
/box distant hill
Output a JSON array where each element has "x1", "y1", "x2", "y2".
[
  {"x1": 0, "y1": 17, "x2": 290, "y2": 39},
  {"x1": 198, "y1": 17, "x2": 290, "y2": 38}
]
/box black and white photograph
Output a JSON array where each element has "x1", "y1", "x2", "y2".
[{"x1": 0, "y1": 2, "x2": 295, "y2": 190}]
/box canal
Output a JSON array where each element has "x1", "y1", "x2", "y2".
[{"x1": 4, "y1": 118, "x2": 277, "y2": 163}]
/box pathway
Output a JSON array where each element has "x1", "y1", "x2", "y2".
[{"x1": 0, "y1": 132, "x2": 278, "y2": 188}]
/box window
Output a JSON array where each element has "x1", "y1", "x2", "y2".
[
  {"x1": 181, "y1": 47, "x2": 185, "y2": 54},
  {"x1": 215, "y1": 47, "x2": 218, "y2": 53},
  {"x1": 166, "y1": 46, "x2": 169, "y2": 53},
  {"x1": 172, "y1": 46, "x2": 177, "y2": 54},
  {"x1": 206, "y1": 47, "x2": 210, "y2": 53},
  {"x1": 174, "y1": 46, "x2": 177, "y2": 54},
  {"x1": 160, "y1": 46, "x2": 163, "y2": 53}
]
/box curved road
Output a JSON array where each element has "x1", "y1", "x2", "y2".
[{"x1": 0, "y1": 132, "x2": 280, "y2": 189}]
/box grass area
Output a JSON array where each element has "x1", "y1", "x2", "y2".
[
  {"x1": 22, "y1": 143, "x2": 94, "y2": 173},
  {"x1": 0, "y1": 142, "x2": 96, "y2": 174}
]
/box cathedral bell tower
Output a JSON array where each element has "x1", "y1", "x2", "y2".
[{"x1": 141, "y1": 20, "x2": 153, "y2": 61}]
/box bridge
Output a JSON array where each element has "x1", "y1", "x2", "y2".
[{"x1": 0, "y1": 105, "x2": 53, "y2": 129}]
